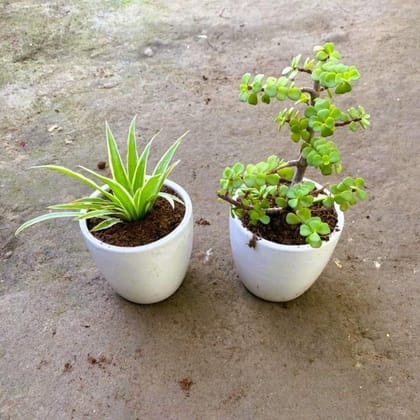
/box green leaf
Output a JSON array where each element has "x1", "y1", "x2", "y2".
[
  {"x1": 276, "y1": 87, "x2": 288, "y2": 101},
  {"x1": 159, "y1": 191, "x2": 183, "y2": 209},
  {"x1": 288, "y1": 198, "x2": 298, "y2": 209},
  {"x1": 354, "y1": 177, "x2": 365, "y2": 187},
  {"x1": 256, "y1": 173, "x2": 266, "y2": 186},
  {"x1": 266, "y1": 174, "x2": 279, "y2": 185},
  {"x1": 77, "y1": 208, "x2": 123, "y2": 220},
  {"x1": 278, "y1": 167, "x2": 294, "y2": 181},
  {"x1": 300, "y1": 195, "x2": 314, "y2": 207},
  {"x1": 276, "y1": 76, "x2": 289, "y2": 87},
  {"x1": 134, "y1": 174, "x2": 162, "y2": 218},
  {"x1": 323, "y1": 196, "x2": 334, "y2": 207},
  {"x1": 324, "y1": 72, "x2": 337, "y2": 87},
  {"x1": 296, "y1": 208, "x2": 311, "y2": 221},
  {"x1": 300, "y1": 224, "x2": 312, "y2": 237},
  {"x1": 252, "y1": 74, "x2": 264, "y2": 92},
  {"x1": 32, "y1": 165, "x2": 112, "y2": 201},
  {"x1": 320, "y1": 125, "x2": 334, "y2": 137},
  {"x1": 79, "y1": 166, "x2": 137, "y2": 219},
  {"x1": 325, "y1": 117, "x2": 335, "y2": 129},
  {"x1": 261, "y1": 93, "x2": 271, "y2": 104},
  {"x1": 301, "y1": 130, "x2": 310, "y2": 142},
  {"x1": 335, "y1": 81, "x2": 352, "y2": 94},
  {"x1": 341, "y1": 191, "x2": 353, "y2": 201},
  {"x1": 291, "y1": 132, "x2": 300, "y2": 142},
  {"x1": 276, "y1": 197, "x2": 287, "y2": 208},
  {"x1": 50, "y1": 200, "x2": 118, "y2": 213},
  {"x1": 264, "y1": 83, "x2": 277, "y2": 97},
  {"x1": 304, "y1": 106, "x2": 317, "y2": 118},
  {"x1": 90, "y1": 218, "x2": 122, "y2": 232},
  {"x1": 311, "y1": 121, "x2": 322, "y2": 131},
  {"x1": 316, "y1": 50, "x2": 328, "y2": 61},
  {"x1": 241, "y1": 73, "x2": 251, "y2": 84},
  {"x1": 286, "y1": 212, "x2": 300, "y2": 224},
  {"x1": 356, "y1": 189, "x2": 368, "y2": 200},
  {"x1": 287, "y1": 87, "x2": 301, "y2": 100},
  {"x1": 307, "y1": 232, "x2": 322, "y2": 248},
  {"x1": 248, "y1": 93, "x2": 258, "y2": 105},
  {"x1": 260, "y1": 215, "x2": 270, "y2": 224},
  {"x1": 317, "y1": 109, "x2": 329, "y2": 121},
  {"x1": 244, "y1": 175, "x2": 256, "y2": 187},
  {"x1": 15, "y1": 211, "x2": 81, "y2": 235},
  {"x1": 239, "y1": 91, "x2": 249, "y2": 102},
  {"x1": 282, "y1": 66, "x2": 292, "y2": 75},
  {"x1": 106, "y1": 122, "x2": 131, "y2": 190},
  {"x1": 317, "y1": 222, "x2": 330, "y2": 235},
  {"x1": 131, "y1": 131, "x2": 160, "y2": 193},
  {"x1": 233, "y1": 162, "x2": 245, "y2": 174},
  {"x1": 323, "y1": 42, "x2": 335, "y2": 54},
  {"x1": 152, "y1": 131, "x2": 187, "y2": 178},
  {"x1": 126, "y1": 116, "x2": 138, "y2": 183}
]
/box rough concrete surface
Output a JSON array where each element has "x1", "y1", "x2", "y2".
[{"x1": 1, "y1": 0, "x2": 419, "y2": 418}]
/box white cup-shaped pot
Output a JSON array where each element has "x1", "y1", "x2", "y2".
[
  {"x1": 79, "y1": 179, "x2": 193, "y2": 304},
  {"x1": 229, "y1": 186, "x2": 344, "y2": 302}
]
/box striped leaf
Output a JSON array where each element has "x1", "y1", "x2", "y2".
[
  {"x1": 15, "y1": 211, "x2": 81, "y2": 235},
  {"x1": 106, "y1": 122, "x2": 131, "y2": 190}
]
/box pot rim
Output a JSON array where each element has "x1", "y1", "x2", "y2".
[
  {"x1": 230, "y1": 178, "x2": 345, "y2": 252},
  {"x1": 79, "y1": 178, "x2": 192, "y2": 253}
]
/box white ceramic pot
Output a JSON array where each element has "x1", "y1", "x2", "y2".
[
  {"x1": 79, "y1": 179, "x2": 193, "y2": 304},
  {"x1": 229, "y1": 186, "x2": 344, "y2": 302}
]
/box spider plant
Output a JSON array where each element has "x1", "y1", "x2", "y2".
[{"x1": 16, "y1": 117, "x2": 188, "y2": 234}]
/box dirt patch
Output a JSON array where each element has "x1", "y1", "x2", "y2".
[
  {"x1": 179, "y1": 377, "x2": 194, "y2": 395},
  {"x1": 88, "y1": 191, "x2": 185, "y2": 247},
  {"x1": 242, "y1": 203, "x2": 338, "y2": 245},
  {"x1": 195, "y1": 217, "x2": 211, "y2": 226}
]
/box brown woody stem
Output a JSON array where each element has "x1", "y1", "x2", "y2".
[
  {"x1": 217, "y1": 193, "x2": 284, "y2": 214},
  {"x1": 298, "y1": 67, "x2": 312, "y2": 74},
  {"x1": 217, "y1": 193, "x2": 252, "y2": 210},
  {"x1": 335, "y1": 117, "x2": 362, "y2": 127}
]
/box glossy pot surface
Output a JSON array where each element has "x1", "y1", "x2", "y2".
[
  {"x1": 79, "y1": 179, "x2": 193, "y2": 304},
  {"x1": 229, "y1": 182, "x2": 344, "y2": 302}
]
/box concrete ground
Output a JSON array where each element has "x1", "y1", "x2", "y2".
[{"x1": 1, "y1": 0, "x2": 419, "y2": 418}]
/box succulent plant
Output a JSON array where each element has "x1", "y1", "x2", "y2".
[{"x1": 219, "y1": 43, "x2": 369, "y2": 247}]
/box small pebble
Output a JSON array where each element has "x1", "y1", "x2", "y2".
[
  {"x1": 143, "y1": 47, "x2": 154, "y2": 57},
  {"x1": 97, "y1": 161, "x2": 106, "y2": 170}
]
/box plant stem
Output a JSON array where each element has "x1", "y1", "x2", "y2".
[
  {"x1": 335, "y1": 117, "x2": 362, "y2": 127},
  {"x1": 298, "y1": 67, "x2": 312, "y2": 74},
  {"x1": 218, "y1": 193, "x2": 285, "y2": 214},
  {"x1": 291, "y1": 154, "x2": 308, "y2": 185},
  {"x1": 217, "y1": 193, "x2": 252, "y2": 210},
  {"x1": 301, "y1": 87, "x2": 318, "y2": 99},
  {"x1": 267, "y1": 159, "x2": 299, "y2": 175},
  {"x1": 292, "y1": 80, "x2": 321, "y2": 184}
]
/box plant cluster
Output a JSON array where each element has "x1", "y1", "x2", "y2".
[
  {"x1": 16, "y1": 118, "x2": 187, "y2": 234},
  {"x1": 218, "y1": 43, "x2": 369, "y2": 247}
]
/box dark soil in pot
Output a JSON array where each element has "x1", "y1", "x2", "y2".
[
  {"x1": 241, "y1": 204, "x2": 338, "y2": 246},
  {"x1": 87, "y1": 187, "x2": 185, "y2": 247}
]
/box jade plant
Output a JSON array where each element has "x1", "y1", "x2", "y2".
[
  {"x1": 16, "y1": 117, "x2": 187, "y2": 234},
  {"x1": 218, "y1": 43, "x2": 369, "y2": 248}
]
